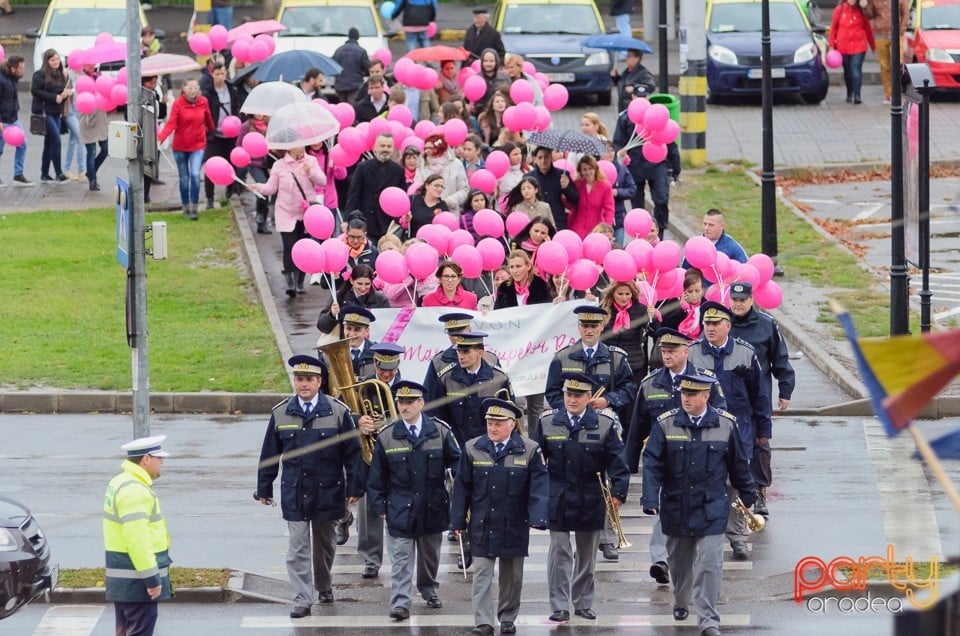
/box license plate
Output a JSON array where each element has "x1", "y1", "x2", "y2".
[
  {"x1": 547, "y1": 73, "x2": 576, "y2": 82},
  {"x1": 747, "y1": 68, "x2": 786, "y2": 79}
]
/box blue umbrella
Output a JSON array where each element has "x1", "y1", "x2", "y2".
[
  {"x1": 581, "y1": 34, "x2": 653, "y2": 55},
  {"x1": 252, "y1": 50, "x2": 343, "y2": 83}
]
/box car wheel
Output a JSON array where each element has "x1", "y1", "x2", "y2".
[
  {"x1": 598, "y1": 90, "x2": 612, "y2": 106},
  {"x1": 802, "y1": 69, "x2": 829, "y2": 105}
]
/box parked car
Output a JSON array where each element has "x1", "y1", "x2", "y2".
[
  {"x1": 25, "y1": 0, "x2": 154, "y2": 74},
  {"x1": 706, "y1": 0, "x2": 829, "y2": 103},
  {"x1": 905, "y1": 0, "x2": 960, "y2": 90},
  {"x1": 0, "y1": 495, "x2": 56, "y2": 621},
  {"x1": 273, "y1": 0, "x2": 390, "y2": 57},
  {"x1": 493, "y1": 0, "x2": 613, "y2": 105}
]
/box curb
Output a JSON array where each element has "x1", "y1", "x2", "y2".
[
  {"x1": 49, "y1": 586, "x2": 236, "y2": 604},
  {"x1": 0, "y1": 391, "x2": 288, "y2": 414}
]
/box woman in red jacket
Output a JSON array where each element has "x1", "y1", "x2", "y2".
[
  {"x1": 566, "y1": 155, "x2": 614, "y2": 239},
  {"x1": 829, "y1": 0, "x2": 875, "y2": 104},
  {"x1": 158, "y1": 79, "x2": 214, "y2": 219}
]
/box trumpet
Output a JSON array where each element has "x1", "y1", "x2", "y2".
[
  {"x1": 597, "y1": 472, "x2": 631, "y2": 549},
  {"x1": 732, "y1": 496, "x2": 766, "y2": 532}
]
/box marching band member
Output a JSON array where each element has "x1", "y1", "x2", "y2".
[{"x1": 423, "y1": 312, "x2": 501, "y2": 404}]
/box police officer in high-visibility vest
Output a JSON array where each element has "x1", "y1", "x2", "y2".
[
  {"x1": 103, "y1": 435, "x2": 172, "y2": 636},
  {"x1": 534, "y1": 372, "x2": 630, "y2": 623},
  {"x1": 256, "y1": 355, "x2": 363, "y2": 619},
  {"x1": 451, "y1": 398, "x2": 550, "y2": 636},
  {"x1": 366, "y1": 380, "x2": 461, "y2": 621}
]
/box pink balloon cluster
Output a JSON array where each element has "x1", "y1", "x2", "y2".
[
  {"x1": 231, "y1": 34, "x2": 276, "y2": 64},
  {"x1": 74, "y1": 64, "x2": 129, "y2": 115},
  {"x1": 683, "y1": 237, "x2": 782, "y2": 309},
  {"x1": 394, "y1": 58, "x2": 440, "y2": 91},
  {"x1": 626, "y1": 98, "x2": 681, "y2": 163},
  {"x1": 502, "y1": 102, "x2": 550, "y2": 133},
  {"x1": 292, "y1": 237, "x2": 350, "y2": 275}
]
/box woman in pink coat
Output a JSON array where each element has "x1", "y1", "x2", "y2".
[
  {"x1": 566, "y1": 155, "x2": 614, "y2": 239},
  {"x1": 249, "y1": 146, "x2": 326, "y2": 296}
]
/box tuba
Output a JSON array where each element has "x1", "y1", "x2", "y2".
[
  {"x1": 732, "y1": 496, "x2": 766, "y2": 532},
  {"x1": 597, "y1": 472, "x2": 632, "y2": 548},
  {"x1": 318, "y1": 338, "x2": 398, "y2": 464}
]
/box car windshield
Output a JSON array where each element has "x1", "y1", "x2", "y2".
[
  {"x1": 921, "y1": 4, "x2": 960, "y2": 30},
  {"x1": 709, "y1": 2, "x2": 808, "y2": 33},
  {"x1": 278, "y1": 6, "x2": 378, "y2": 37},
  {"x1": 46, "y1": 8, "x2": 128, "y2": 36},
  {"x1": 502, "y1": 4, "x2": 603, "y2": 35}
]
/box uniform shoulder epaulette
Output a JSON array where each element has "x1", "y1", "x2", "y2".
[
  {"x1": 329, "y1": 396, "x2": 352, "y2": 413},
  {"x1": 491, "y1": 367, "x2": 510, "y2": 379},
  {"x1": 596, "y1": 410, "x2": 616, "y2": 424},
  {"x1": 695, "y1": 367, "x2": 718, "y2": 378},
  {"x1": 607, "y1": 345, "x2": 628, "y2": 356},
  {"x1": 432, "y1": 416, "x2": 454, "y2": 433},
  {"x1": 732, "y1": 336, "x2": 756, "y2": 351},
  {"x1": 657, "y1": 408, "x2": 680, "y2": 421},
  {"x1": 540, "y1": 407, "x2": 558, "y2": 416},
  {"x1": 641, "y1": 369, "x2": 659, "y2": 384},
  {"x1": 715, "y1": 408, "x2": 737, "y2": 421},
  {"x1": 272, "y1": 397, "x2": 290, "y2": 411},
  {"x1": 437, "y1": 362, "x2": 457, "y2": 377}
]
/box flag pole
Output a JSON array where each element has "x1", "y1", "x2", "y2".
[{"x1": 909, "y1": 425, "x2": 960, "y2": 514}]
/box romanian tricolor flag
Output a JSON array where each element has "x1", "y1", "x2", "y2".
[{"x1": 832, "y1": 300, "x2": 960, "y2": 437}]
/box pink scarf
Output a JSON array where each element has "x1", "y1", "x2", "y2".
[
  {"x1": 514, "y1": 282, "x2": 529, "y2": 305},
  {"x1": 613, "y1": 301, "x2": 632, "y2": 332},
  {"x1": 678, "y1": 301, "x2": 702, "y2": 339}
]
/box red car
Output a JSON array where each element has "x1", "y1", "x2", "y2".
[{"x1": 905, "y1": 0, "x2": 960, "y2": 89}]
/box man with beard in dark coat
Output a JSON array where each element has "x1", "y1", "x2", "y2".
[
  {"x1": 344, "y1": 133, "x2": 406, "y2": 242},
  {"x1": 463, "y1": 8, "x2": 505, "y2": 63}
]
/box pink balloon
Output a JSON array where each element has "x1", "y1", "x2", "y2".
[
  {"x1": 748, "y1": 253, "x2": 775, "y2": 284},
  {"x1": 2, "y1": 125, "x2": 24, "y2": 147},
  {"x1": 232, "y1": 38, "x2": 253, "y2": 64},
  {"x1": 651, "y1": 119, "x2": 680, "y2": 145},
  {"x1": 543, "y1": 83, "x2": 569, "y2": 111},
  {"x1": 624, "y1": 208, "x2": 653, "y2": 238},
  {"x1": 642, "y1": 103, "x2": 670, "y2": 133},
  {"x1": 76, "y1": 74, "x2": 95, "y2": 94},
  {"x1": 444, "y1": 118, "x2": 468, "y2": 146},
  {"x1": 473, "y1": 209, "x2": 505, "y2": 238},
  {"x1": 110, "y1": 84, "x2": 127, "y2": 108},
  {"x1": 536, "y1": 241, "x2": 569, "y2": 276},
  {"x1": 684, "y1": 236, "x2": 718, "y2": 269},
  {"x1": 582, "y1": 232, "x2": 612, "y2": 264},
  {"x1": 401, "y1": 63, "x2": 423, "y2": 89},
  {"x1": 451, "y1": 243, "x2": 482, "y2": 277},
  {"x1": 553, "y1": 158, "x2": 572, "y2": 174},
  {"x1": 189, "y1": 32, "x2": 213, "y2": 56},
  {"x1": 702, "y1": 263, "x2": 718, "y2": 284},
  {"x1": 95, "y1": 74, "x2": 115, "y2": 98},
  {"x1": 704, "y1": 283, "x2": 723, "y2": 302},
  {"x1": 338, "y1": 128, "x2": 367, "y2": 156},
  {"x1": 402, "y1": 136, "x2": 424, "y2": 154},
  {"x1": 322, "y1": 238, "x2": 350, "y2": 273},
  {"x1": 393, "y1": 58, "x2": 414, "y2": 84},
  {"x1": 95, "y1": 93, "x2": 113, "y2": 112},
  {"x1": 477, "y1": 237, "x2": 506, "y2": 271},
  {"x1": 420, "y1": 67, "x2": 439, "y2": 92},
  {"x1": 470, "y1": 169, "x2": 497, "y2": 195},
  {"x1": 826, "y1": 49, "x2": 842, "y2": 69},
  {"x1": 736, "y1": 263, "x2": 761, "y2": 287},
  {"x1": 470, "y1": 60, "x2": 481, "y2": 73},
  {"x1": 241, "y1": 131, "x2": 268, "y2": 158},
  {"x1": 463, "y1": 74, "x2": 487, "y2": 102},
  {"x1": 372, "y1": 47, "x2": 392, "y2": 67},
  {"x1": 753, "y1": 280, "x2": 783, "y2": 309},
  {"x1": 457, "y1": 66, "x2": 476, "y2": 88},
  {"x1": 249, "y1": 39, "x2": 271, "y2": 63},
  {"x1": 655, "y1": 267, "x2": 679, "y2": 291},
  {"x1": 509, "y1": 79, "x2": 535, "y2": 104},
  {"x1": 603, "y1": 249, "x2": 637, "y2": 283},
  {"x1": 652, "y1": 240, "x2": 682, "y2": 272},
  {"x1": 642, "y1": 142, "x2": 668, "y2": 163},
  {"x1": 625, "y1": 236, "x2": 653, "y2": 271},
  {"x1": 448, "y1": 229, "x2": 475, "y2": 252},
  {"x1": 484, "y1": 150, "x2": 510, "y2": 179},
  {"x1": 380, "y1": 187, "x2": 411, "y2": 218},
  {"x1": 522, "y1": 61, "x2": 536, "y2": 75},
  {"x1": 387, "y1": 104, "x2": 413, "y2": 127},
  {"x1": 67, "y1": 49, "x2": 86, "y2": 71},
  {"x1": 628, "y1": 97, "x2": 650, "y2": 125},
  {"x1": 417, "y1": 224, "x2": 449, "y2": 253},
  {"x1": 116, "y1": 67, "x2": 128, "y2": 86},
  {"x1": 533, "y1": 105, "x2": 551, "y2": 132},
  {"x1": 330, "y1": 144, "x2": 359, "y2": 168},
  {"x1": 714, "y1": 252, "x2": 731, "y2": 283},
  {"x1": 553, "y1": 229, "x2": 583, "y2": 262},
  {"x1": 501, "y1": 106, "x2": 518, "y2": 132},
  {"x1": 427, "y1": 21, "x2": 438, "y2": 38},
  {"x1": 291, "y1": 238, "x2": 325, "y2": 274},
  {"x1": 332, "y1": 102, "x2": 356, "y2": 129},
  {"x1": 75, "y1": 92, "x2": 96, "y2": 115},
  {"x1": 254, "y1": 33, "x2": 276, "y2": 57},
  {"x1": 406, "y1": 243, "x2": 440, "y2": 280},
  {"x1": 304, "y1": 204, "x2": 335, "y2": 240},
  {"x1": 505, "y1": 211, "x2": 529, "y2": 237},
  {"x1": 208, "y1": 24, "x2": 228, "y2": 51},
  {"x1": 667, "y1": 267, "x2": 686, "y2": 298},
  {"x1": 721, "y1": 253, "x2": 740, "y2": 280},
  {"x1": 567, "y1": 258, "x2": 600, "y2": 291},
  {"x1": 229, "y1": 146, "x2": 251, "y2": 168},
  {"x1": 413, "y1": 119, "x2": 436, "y2": 140},
  {"x1": 367, "y1": 117, "x2": 391, "y2": 147},
  {"x1": 376, "y1": 250, "x2": 409, "y2": 284},
  {"x1": 433, "y1": 211, "x2": 459, "y2": 231},
  {"x1": 510, "y1": 102, "x2": 537, "y2": 132},
  {"x1": 598, "y1": 160, "x2": 617, "y2": 184},
  {"x1": 94, "y1": 32, "x2": 113, "y2": 46},
  {"x1": 204, "y1": 156, "x2": 235, "y2": 186},
  {"x1": 221, "y1": 115, "x2": 242, "y2": 138}
]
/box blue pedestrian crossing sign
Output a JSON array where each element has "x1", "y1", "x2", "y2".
[{"x1": 116, "y1": 177, "x2": 130, "y2": 268}]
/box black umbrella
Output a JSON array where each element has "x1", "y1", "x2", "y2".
[{"x1": 527, "y1": 129, "x2": 608, "y2": 155}]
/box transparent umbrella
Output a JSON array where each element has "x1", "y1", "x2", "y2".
[
  {"x1": 240, "y1": 81, "x2": 308, "y2": 117},
  {"x1": 266, "y1": 102, "x2": 340, "y2": 150}
]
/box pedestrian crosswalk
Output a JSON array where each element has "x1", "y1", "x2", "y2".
[
  {"x1": 30, "y1": 605, "x2": 103, "y2": 636},
  {"x1": 239, "y1": 613, "x2": 754, "y2": 629},
  {"x1": 927, "y1": 272, "x2": 960, "y2": 322}
]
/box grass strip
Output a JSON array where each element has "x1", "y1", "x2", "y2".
[
  {"x1": 0, "y1": 207, "x2": 288, "y2": 392},
  {"x1": 58, "y1": 567, "x2": 232, "y2": 589},
  {"x1": 674, "y1": 166, "x2": 919, "y2": 337}
]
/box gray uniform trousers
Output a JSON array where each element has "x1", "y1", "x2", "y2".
[
  {"x1": 725, "y1": 483, "x2": 749, "y2": 543},
  {"x1": 386, "y1": 532, "x2": 442, "y2": 609},
  {"x1": 649, "y1": 519, "x2": 668, "y2": 563},
  {"x1": 357, "y1": 494, "x2": 384, "y2": 568},
  {"x1": 472, "y1": 556, "x2": 525, "y2": 627},
  {"x1": 547, "y1": 529, "x2": 600, "y2": 611},
  {"x1": 287, "y1": 519, "x2": 337, "y2": 607},
  {"x1": 666, "y1": 533, "x2": 724, "y2": 631}
]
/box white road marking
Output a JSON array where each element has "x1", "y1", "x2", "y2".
[
  {"x1": 32, "y1": 605, "x2": 105, "y2": 636},
  {"x1": 241, "y1": 613, "x2": 753, "y2": 628},
  {"x1": 853, "y1": 203, "x2": 883, "y2": 221}
]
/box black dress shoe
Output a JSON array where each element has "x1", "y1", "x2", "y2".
[
  {"x1": 447, "y1": 530, "x2": 458, "y2": 542},
  {"x1": 731, "y1": 541, "x2": 749, "y2": 560},
  {"x1": 575, "y1": 608, "x2": 597, "y2": 620},
  {"x1": 470, "y1": 626, "x2": 495, "y2": 636},
  {"x1": 290, "y1": 605, "x2": 310, "y2": 619},
  {"x1": 457, "y1": 551, "x2": 472, "y2": 570},
  {"x1": 335, "y1": 510, "x2": 353, "y2": 545},
  {"x1": 600, "y1": 543, "x2": 619, "y2": 561},
  {"x1": 389, "y1": 606, "x2": 409, "y2": 621},
  {"x1": 500, "y1": 621, "x2": 516, "y2": 634},
  {"x1": 56, "y1": 173, "x2": 68, "y2": 182},
  {"x1": 548, "y1": 610, "x2": 570, "y2": 622},
  {"x1": 673, "y1": 606, "x2": 689, "y2": 621},
  {"x1": 701, "y1": 628, "x2": 721, "y2": 636},
  {"x1": 650, "y1": 561, "x2": 670, "y2": 584},
  {"x1": 425, "y1": 594, "x2": 442, "y2": 609},
  {"x1": 362, "y1": 564, "x2": 379, "y2": 579},
  {"x1": 317, "y1": 590, "x2": 334, "y2": 604}
]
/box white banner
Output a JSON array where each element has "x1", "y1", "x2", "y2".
[{"x1": 368, "y1": 300, "x2": 587, "y2": 397}]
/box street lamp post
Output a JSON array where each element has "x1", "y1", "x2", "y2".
[
  {"x1": 658, "y1": 0, "x2": 668, "y2": 93},
  {"x1": 889, "y1": 0, "x2": 909, "y2": 335},
  {"x1": 760, "y1": 0, "x2": 779, "y2": 274}
]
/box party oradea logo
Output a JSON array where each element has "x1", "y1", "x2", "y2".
[{"x1": 794, "y1": 544, "x2": 940, "y2": 614}]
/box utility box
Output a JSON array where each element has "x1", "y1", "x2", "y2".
[
  {"x1": 108, "y1": 121, "x2": 140, "y2": 160},
  {"x1": 151, "y1": 221, "x2": 168, "y2": 260}
]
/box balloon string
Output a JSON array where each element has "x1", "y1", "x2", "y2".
[
  {"x1": 479, "y1": 272, "x2": 492, "y2": 297},
  {"x1": 404, "y1": 279, "x2": 416, "y2": 305},
  {"x1": 234, "y1": 175, "x2": 266, "y2": 199}
]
